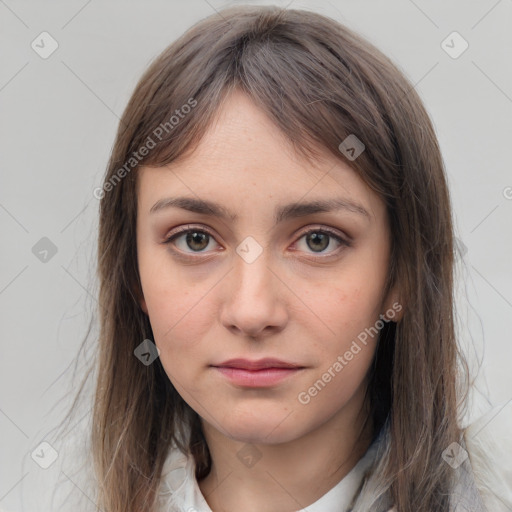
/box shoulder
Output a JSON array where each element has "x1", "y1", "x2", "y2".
[{"x1": 463, "y1": 400, "x2": 512, "y2": 511}]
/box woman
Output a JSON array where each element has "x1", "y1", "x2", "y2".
[{"x1": 68, "y1": 5, "x2": 512, "y2": 511}]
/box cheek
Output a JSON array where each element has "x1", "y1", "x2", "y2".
[
  {"x1": 139, "y1": 244, "x2": 203, "y2": 327},
  {"x1": 293, "y1": 263, "x2": 385, "y2": 392},
  {"x1": 137, "y1": 253, "x2": 216, "y2": 372},
  {"x1": 143, "y1": 283, "x2": 213, "y2": 400},
  {"x1": 301, "y1": 273, "x2": 383, "y2": 348},
  {"x1": 293, "y1": 285, "x2": 378, "y2": 422},
  {"x1": 144, "y1": 283, "x2": 212, "y2": 350}
]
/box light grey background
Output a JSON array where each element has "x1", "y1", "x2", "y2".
[{"x1": 1, "y1": 0, "x2": 511, "y2": 510}]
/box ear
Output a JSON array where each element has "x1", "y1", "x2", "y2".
[
  {"x1": 140, "y1": 296, "x2": 148, "y2": 315},
  {"x1": 132, "y1": 281, "x2": 149, "y2": 315},
  {"x1": 382, "y1": 285, "x2": 404, "y2": 323}
]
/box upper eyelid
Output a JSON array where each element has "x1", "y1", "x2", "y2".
[
  {"x1": 165, "y1": 224, "x2": 217, "y2": 242},
  {"x1": 164, "y1": 224, "x2": 348, "y2": 241}
]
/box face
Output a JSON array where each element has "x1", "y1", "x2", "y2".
[{"x1": 136, "y1": 90, "x2": 400, "y2": 445}]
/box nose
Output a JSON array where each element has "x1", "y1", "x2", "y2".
[{"x1": 219, "y1": 247, "x2": 288, "y2": 340}]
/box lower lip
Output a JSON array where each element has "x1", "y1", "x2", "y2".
[{"x1": 213, "y1": 367, "x2": 303, "y2": 387}]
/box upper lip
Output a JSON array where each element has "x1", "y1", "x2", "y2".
[{"x1": 212, "y1": 358, "x2": 304, "y2": 370}]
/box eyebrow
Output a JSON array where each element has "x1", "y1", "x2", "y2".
[{"x1": 149, "y1": 196, "x2": 371, "y2": 224}]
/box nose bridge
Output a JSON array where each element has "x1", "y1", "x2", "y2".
[
  {"x1": 232, "y1": 239, "x2": 274, "y2": 301},
  {"x1": 220, "y1": 239, "x2": 287, "y2": 337}
]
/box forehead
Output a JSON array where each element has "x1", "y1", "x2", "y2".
[{"x1": 137, "y1": 90, "x2": 384, "y2": 223}]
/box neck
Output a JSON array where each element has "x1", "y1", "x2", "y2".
[{"x1": 197, "y1": 386, "x2": 373, "y2": 512}]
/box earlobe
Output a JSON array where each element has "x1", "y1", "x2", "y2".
[
  {"x1": 383, "y1": 288, "x2": 404, "y2": 323},
  {"x1": 387, "y1": 300, "x2": 404, "y2": 323},
  {"x1": 140, "y1": 297, "x2": 148, "y2": 315},
  {"x1": 132, "y1": 282, "x2": 149, "y2": 314}
]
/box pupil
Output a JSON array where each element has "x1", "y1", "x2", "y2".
[
  {"x1": 307, "y1": 232, "x2": 328, "y2": 252},
  {"x1": 187, "y1": 232, "x2": 208, "y2": 251}
]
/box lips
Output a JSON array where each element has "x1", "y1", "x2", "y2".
[
  {"x1": 212, "y1": 358, "x2": 304, "y2": 370},
  {"x1": 211, "y1": 358, "x2": 305, "y2": 387}
]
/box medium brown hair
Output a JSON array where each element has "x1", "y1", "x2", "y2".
[{"x1": 65, "y1": 5, "x2": 469, "y2": 511}]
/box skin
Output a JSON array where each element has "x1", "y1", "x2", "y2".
[{"x1": 136, "y1": 90, "x2": 402, "y2": 512}]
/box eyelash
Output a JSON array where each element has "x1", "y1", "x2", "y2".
[{"x1": 162, "y1": 225, "x2": 350, "y2": 259}]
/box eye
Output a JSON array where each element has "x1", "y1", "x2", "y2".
[
  {"x1": 293, "y1": 227, "x2": 349, "y2": 255},
  {"x1": 163, "y1": 225, "x2": 350, "y2": 258},
  {"x1": 163, "y1": 226, "x2": 220, "y2": 254}
]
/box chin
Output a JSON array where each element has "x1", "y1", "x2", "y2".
[
  {"x1": 218, "y1": 414, "x2": 306, "y2": 446},
  {"x1": 226, "y1": 428, "x2": 296, "y2": 446}
]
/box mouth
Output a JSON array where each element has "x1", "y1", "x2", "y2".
[{"x1": 211, "y1": 358, "x2": 305, "y2": 387}]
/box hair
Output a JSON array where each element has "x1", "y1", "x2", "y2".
[{"x1": 62, "y1": 4, "x2": 472, "y2": 511}]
